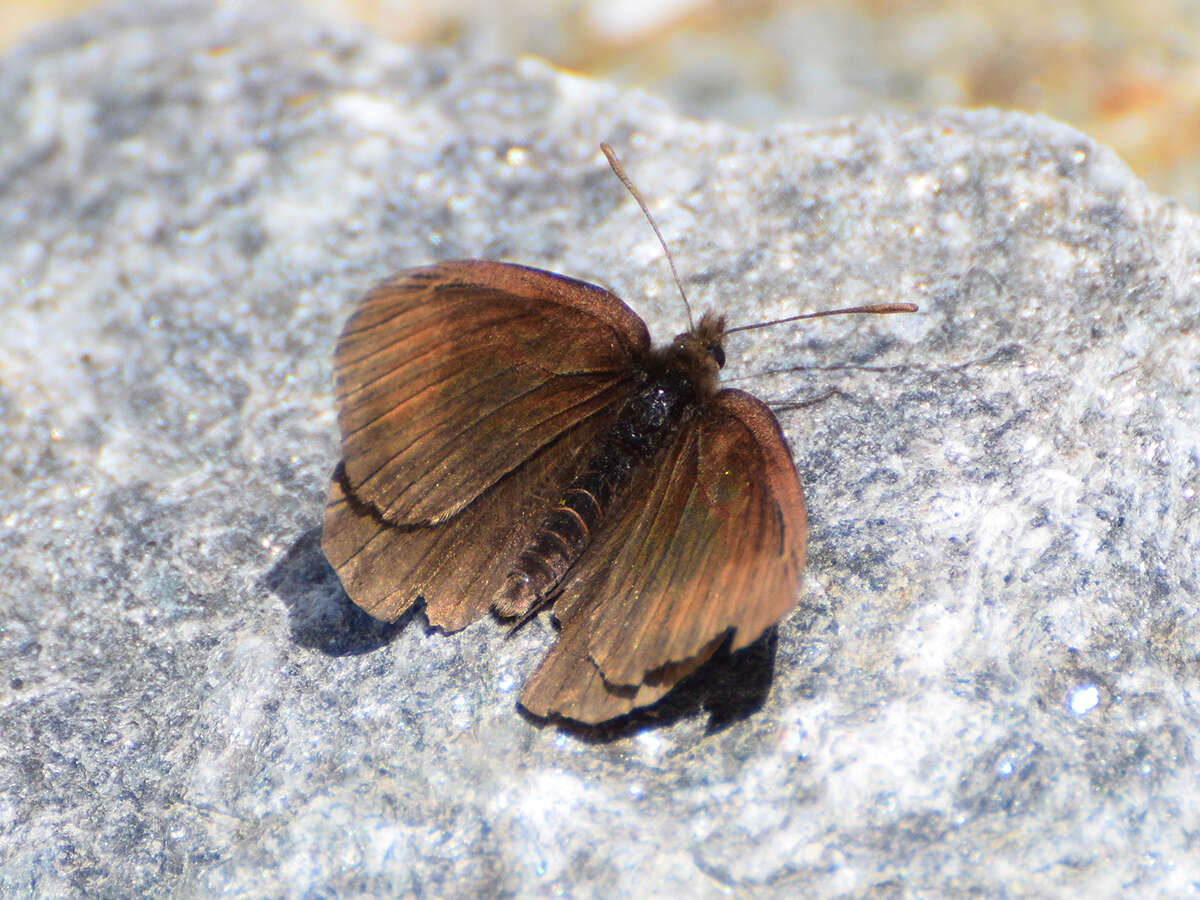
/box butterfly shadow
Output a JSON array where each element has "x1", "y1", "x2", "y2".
[
  {"x1": 265, "y1": 526, "x2": 779, "y2": 736},
  {"x1": 264, "y1": 526, "x2": 413, "y2": 656}
]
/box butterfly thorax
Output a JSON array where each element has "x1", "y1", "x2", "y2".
[{"x1": 492, "y1": 311, "x2": 729, "y2": 619}]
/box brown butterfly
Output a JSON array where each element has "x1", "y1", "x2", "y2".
[{"x1": 321, "y1": 145, "x2": 915, "y2": 724}]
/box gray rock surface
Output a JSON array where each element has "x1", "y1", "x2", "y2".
[{"x1": 2, "y1": 1, "x2": 1199, "y2": 896}]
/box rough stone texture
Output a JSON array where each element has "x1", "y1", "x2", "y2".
[{"x1": 2, "y1": 1, "x2": 1199, "y2": 896}]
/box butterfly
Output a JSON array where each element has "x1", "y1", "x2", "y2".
[{"x1": 320, "y1": 146, "x2": 914, "y2": 724}]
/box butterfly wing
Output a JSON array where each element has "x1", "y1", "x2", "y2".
[
  {"x1": 513, "y1": 619, "x2": 728, "y2": 723},
  {"x1": 322, "y1": 404, "x2": 617, "y2": 630},
  {"x1": 519, "y1": 389, "x2": 806, "y2": 723},
  {"x1": 324, "y1": 261, "x2": 650, "y2": 628},
  {"x1": 333, "y1": 261, "x2": 651, "y2": 525}
]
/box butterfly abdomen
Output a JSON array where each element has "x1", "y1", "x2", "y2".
[{"x1": 493, "y1": 370, "x2": 698, "y2": 618}]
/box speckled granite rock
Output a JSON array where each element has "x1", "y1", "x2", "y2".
[{"x1": 2, "y1": 1, "x2": 1198, "y2": 896}]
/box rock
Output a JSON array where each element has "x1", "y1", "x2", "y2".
[{"x1": 2, "y1": 0, "x2": 1197, "y2": 895}]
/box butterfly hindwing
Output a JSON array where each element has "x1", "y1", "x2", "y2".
[{"x1": 322, "y1": 405, "x2": 619, "y2": 630}]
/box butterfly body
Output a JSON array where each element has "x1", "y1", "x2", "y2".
[
  {"x1": 322, "y1": 260, "x2": 807, "y2": 723},
  {"x1": 496, "y1": 311, "x2": 727, "y2": 618}
]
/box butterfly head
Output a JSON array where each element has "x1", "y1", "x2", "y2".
[
  {"x1": 686, "y1": 309, "x2": 729, "y2": 367},
  {"x1": 692, "y1": 311, "x2": 727, "y2": 369},
  {"x1": 662, "y1": 311, "x2": 727, "y2": 398}
]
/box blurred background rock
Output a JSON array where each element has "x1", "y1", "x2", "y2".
[{"x1": 4, "y1": 0, "x2": 1199, "y2": 210}]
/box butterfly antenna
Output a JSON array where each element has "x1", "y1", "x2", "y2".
[
  {"x1": 725, "y1": 301, "x2": 918, "y2": 335},
  {"x1": 601, "y1": 143, "x2": 695, "y2": 331}
]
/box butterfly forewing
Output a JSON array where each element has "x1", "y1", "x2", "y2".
[
  {"x1": 334, "y1": 261, "x2": 651, "y2": 525},
  {"x1": 519, "y1": 389, "x2": 806, "y2": 720}
]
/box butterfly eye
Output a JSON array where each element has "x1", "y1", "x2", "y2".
[{"x1": 710, "y1": 344, "x2": 726, "y2": 368}]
